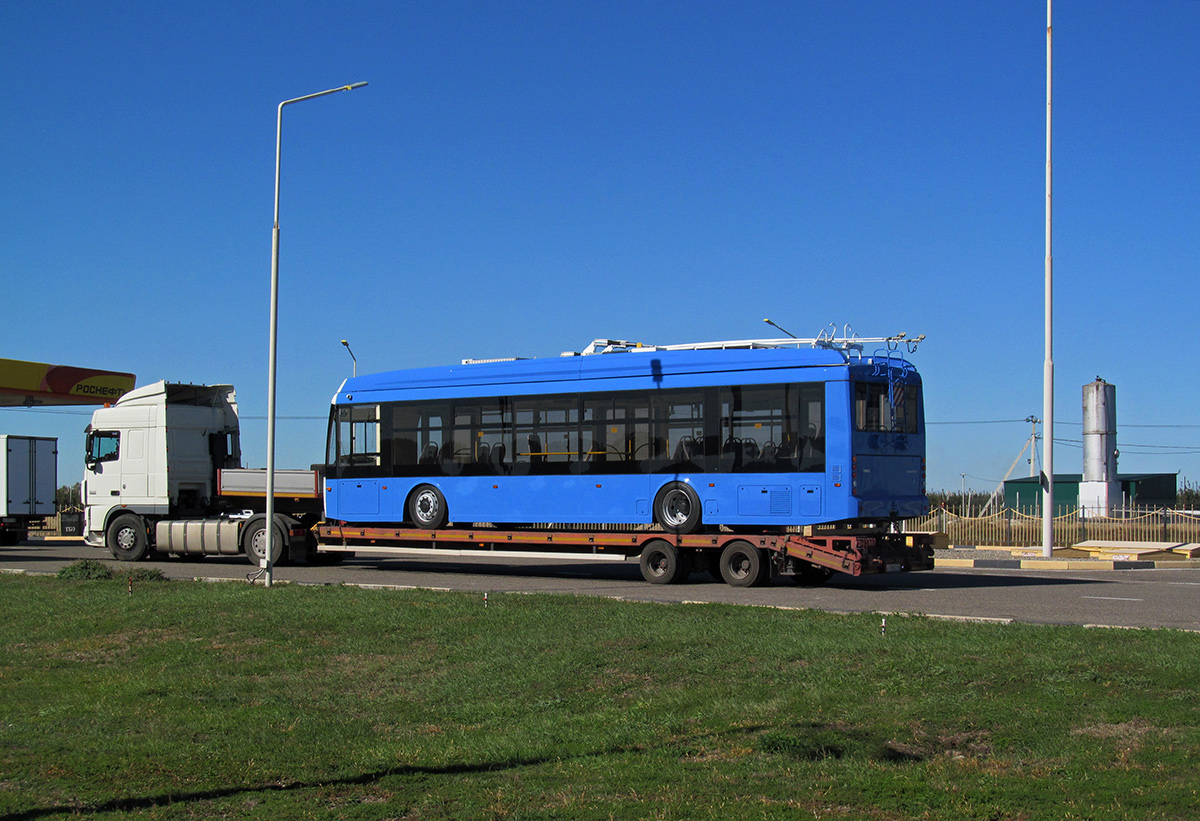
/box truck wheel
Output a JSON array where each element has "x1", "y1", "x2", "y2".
[
  {"x1": 408, "y1": 485, "x2": 448, "y2": 529},
  {"x1": 789, "y1": 561, "x2": 835, "y2": 586},
  {"x1": 639, "y1": 539, "x2": 692, "y2": 584},
  {"x1": 107, "y1": 514, "x2": 149, "y2": 562},
  {"x1": 654, "y1": 482, "x2": 702, "y2": 534},
  {"x1": 243, "y1": 518, "x2": 285, "y2": 567},
  {"x1": 719, "y1": 541, "x2": 771, "y2": 587}
]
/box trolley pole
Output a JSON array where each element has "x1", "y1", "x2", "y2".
[{"x1": 265, "y1": 82, "x2": 368, "y2": 587}]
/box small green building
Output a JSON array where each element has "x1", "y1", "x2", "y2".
[{"x1": 1002, "y1": 473, "x2": 1177, "y2": 513}]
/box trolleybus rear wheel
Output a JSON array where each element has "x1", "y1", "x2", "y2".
[
  {"x1": 653, "y1": 482, "x2": 702, "y2": 534},
  {"x1": 718, "y1": 540, "x2": 771, "y2": 587},
  {"x1": 408, "y1": 485, "x2": 448, "y2": 529},
  {"x1": 639, "y1": 539, "x2": 692, "y2": 584}
]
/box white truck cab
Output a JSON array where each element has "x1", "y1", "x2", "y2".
[{"x1": 84, "y1": 382, "x2": 240, "y2": 554}]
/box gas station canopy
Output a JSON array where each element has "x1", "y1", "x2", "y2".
[{"x1": 0, "y1": 358, "x2": 135, "y2": 407}]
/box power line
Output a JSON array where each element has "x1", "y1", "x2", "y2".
[{"x1": 926, "y1": 419, "x2": 1028, "y2": 425}]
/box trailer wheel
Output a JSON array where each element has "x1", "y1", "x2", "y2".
[
  {"x1": 789, "y1": 561, "x2": 835, "y2": 586},
  {"x1": 718, "y1": 541, "x2": 771, "y2": 587},
  {"x1": 639, "y1": 539, "x2": 692, "y2": 584},
  {"x1": 408, "y1": 485, "x2": 448, "y2": 530},
  {"x1": 243, "y1": 518, "x2": 286, "y2": 567},
  {"x1": 653, "y1": 482, "x2": 702, "y2": 534},
  {"x1": 107, "y1": 514, "x2": 149, "y2": 562}
]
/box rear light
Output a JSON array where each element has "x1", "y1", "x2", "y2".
[
  {"x1": 920, "y1": 457, "x2": 927, "y2": 494},
  {"x1": 851, "y1": 456, "x2": 858, "y2": 497}
]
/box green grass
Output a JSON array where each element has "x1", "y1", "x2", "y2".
[{"x1": 1, "y1": 570, "x2": 1197, "y2": 820}]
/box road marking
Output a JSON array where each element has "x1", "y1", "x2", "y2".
[{"x1": 1081, "y1": 596, "x2": 1143, "y2": 602}]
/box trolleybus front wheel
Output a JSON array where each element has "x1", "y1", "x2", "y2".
[
  {"x1": 408, "y1": 484, "x2": 448, "y2": 529},
  {"x1": 653, "y1": 482, "x2": 702, "y2": 534}
]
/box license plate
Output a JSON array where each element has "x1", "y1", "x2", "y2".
[{"x1": 885, "y1": 563, "x2": 902, "y2": 573}]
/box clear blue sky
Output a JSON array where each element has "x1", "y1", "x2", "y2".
[{"x1": 3, "y1": 1, "x2": 1198, "y2": 495}]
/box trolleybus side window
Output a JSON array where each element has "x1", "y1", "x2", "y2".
[
  {"x1": 580, "y1": 392, "x2": 650, "y2": 475},
  {"x1": 513, "y1": 396, "x2": 581, "y2": 474},
  {"x1": 719, "y1": 384, "x2": 824, "y2": 473},
  {"x1": 652, "y1": 391, "x2": 706, "y2": 473},
  {"x1": 388, "y1": 402, "x2": 445, "y2": 477}
]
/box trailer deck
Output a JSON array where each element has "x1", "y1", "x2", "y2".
[{"x1": 315, "y1": 522, "x2": 942, "y2": 582}]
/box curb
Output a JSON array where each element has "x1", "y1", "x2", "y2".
[{"x1": 935, "y1": 557, "x2": 1200, "y2": 571}]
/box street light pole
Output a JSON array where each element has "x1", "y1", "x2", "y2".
[
  {"x1": 264, "y1": 82, "x2": 368, "y2": 587},
  {"x1": 341, "y1": 339, "x2": 357, "y2": 377},
  {"x1": 1042, "y1": 2, "x2": 1054, "y2": 558}
]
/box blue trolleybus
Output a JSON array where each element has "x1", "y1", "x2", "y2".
[{"x1": 323, "y1": 336, "x2": 928, "y2": 536}]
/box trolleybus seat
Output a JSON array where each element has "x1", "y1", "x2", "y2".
[
  {"x1": 489, "y1": 442, "x2": 507, "y2": 474},
  {"x1": 671, "y1": 436, "x2": 702, "y2": 463},
  {"x1": 671, "y1": 437, "x2": 689, "y2": 464},
  {"x1": 720, "y1": 437, "x2": 743, "y2": 471},
  {"x1": 440, "y1": 438, "x2": 464, "y2": 475},
  {"x1": 472, "y1": 443, "x2": 491, "y2": 475},
  {"x1": 639, "y1": 437, "x2": 668, "y2": 471},
  {"x1": 527, "y1": 434, "x2": 544, "y2": 472},
  {"x1": 420, "y1": 442, "x2": 439, "y2": 465},
  {"x1": 800, "y1": 424, "x2": 825, "y2": 470}
]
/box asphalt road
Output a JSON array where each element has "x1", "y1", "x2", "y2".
[{"x1": 4, "y1": 540, "x2": 1198, "y2": 631}]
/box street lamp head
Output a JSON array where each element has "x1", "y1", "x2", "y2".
[
  {"x1": 345, "y1": 82, "x2": 368, "y2": 90},
  {"x1": 341, "y1": 339, "x2": 350, "y2": 348}
]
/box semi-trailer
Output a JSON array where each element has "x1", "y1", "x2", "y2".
[{"x1": 83, "y1": 378, "x2": 939, "y2": 585}]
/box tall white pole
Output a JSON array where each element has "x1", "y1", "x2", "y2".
[
  {"x1": 1042, "y1": 1, "x2": 1054, "y2": 558},
  {"x1": 265, "y1": 82, "x2": 368, "y2": 587}
]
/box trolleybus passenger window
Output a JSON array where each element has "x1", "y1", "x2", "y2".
[
  {"x1": 511, "y1": 397, "x2": 580, "y2": 475},
  {"x1": 797, "y1": 383, "x2": 825, "y2": 472},
  {"x1": 387, "y1": 402, "x2": 446, "y2": 476},
  {"x1": 653, "y1": 392, "x2": 705, "y2": 473},
  {"x1": 717, "y1": 384, "x2": 823, "y2": 473}
]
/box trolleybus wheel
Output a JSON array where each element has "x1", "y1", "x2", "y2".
[
  {"x1": 243, "y1": 518, "x2": 286, "y2": 567},
  {"x1": 653, "y1": 482, "x2": 702, "y2": 534},
  {"x1": 107, "y1": 513, "x2": 149, "y2": 562},
  {"x1": 408, "y1": 484, "x2": 448, "y2": 530},
  {"x1": 718, "y1": 540, "x2": 771, "y2": 587},
  {"x1": 639, "y1": 539, "x2": 691, "y2": 584},
  {"x1": 789, "y1": 561, "x2": 835, "y2": 586}
]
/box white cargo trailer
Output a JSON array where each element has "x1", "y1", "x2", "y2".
[{"x1": 1, "y1": 435, "x2": 58, "y2": 545}]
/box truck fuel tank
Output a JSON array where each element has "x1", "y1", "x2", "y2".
[{"x1": 155, "y1": 518, "x2": 244, "y2": 556}]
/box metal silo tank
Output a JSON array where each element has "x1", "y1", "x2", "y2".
[{"x1": 1080, "y1": 378, "x2": 1119, "y2": 516}]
